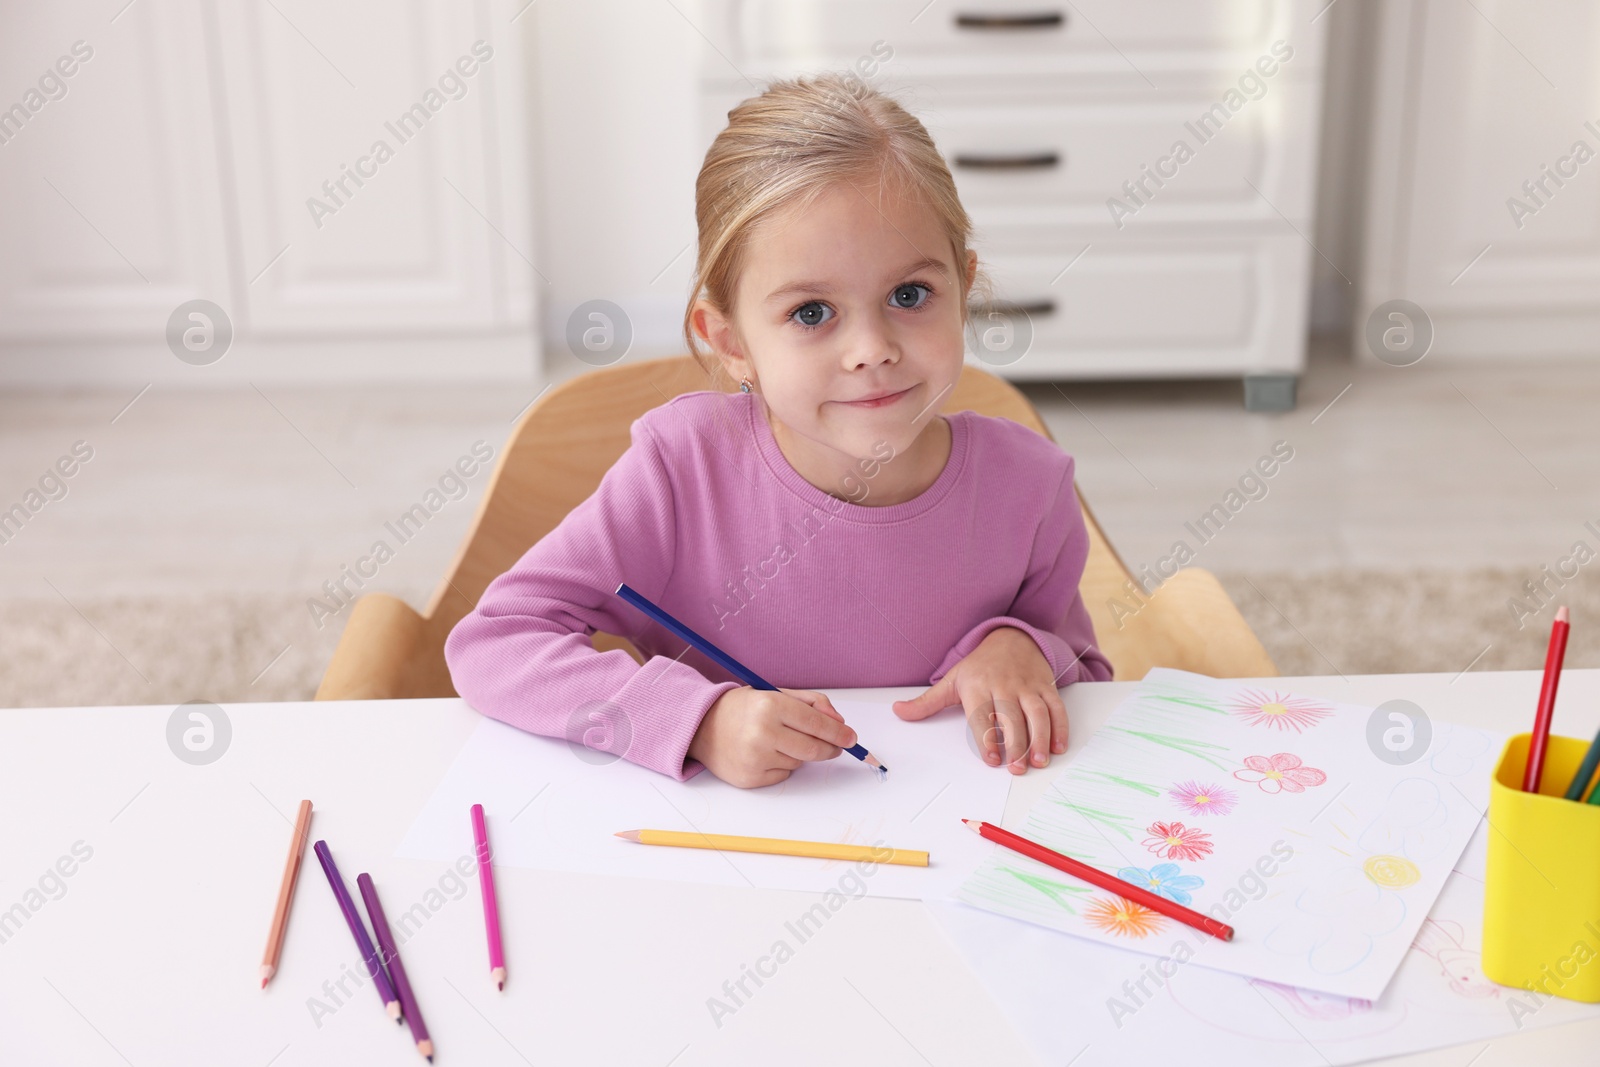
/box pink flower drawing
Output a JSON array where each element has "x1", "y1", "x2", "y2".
[
  {"x1": 1143, "y1": 820, "x2": 1214, "y2": 862},
  {"x1": 1230, "y1": 689, "x2": 1334, "y2": 733},
  {"x1": 1234, "y1": 753, "x2": 1328, "y2": 794},
  {"x1": 1168, "y1": 780, "x2": 1239, "y2": 817}
]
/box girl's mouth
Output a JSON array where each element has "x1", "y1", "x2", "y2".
[{"x1": 837, "y1": 385, "x2": 914, "y2": 409}]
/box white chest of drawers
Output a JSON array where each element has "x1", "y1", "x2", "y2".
[{"x1": 694, "y1": 0, "x2": 1329, "y2": 410}]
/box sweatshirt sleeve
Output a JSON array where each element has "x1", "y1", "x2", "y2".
[
  {"x1": 443, "y1": 415, "x2": 740, "y2": 780},
  {"x1": 930, "y1": 455, "x2": 1115, "y2": 688}
]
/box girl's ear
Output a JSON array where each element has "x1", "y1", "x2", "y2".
[
  {"x1": 693, "y1": 298, "x2": 753, "y2": 386},
  {"x1": 963, "y1": 248, "x2": 978, "y2": 300}
]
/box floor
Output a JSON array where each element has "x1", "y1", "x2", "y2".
[{"x1": 1, "y1": 335, "x2": 1597, "y2": 708}]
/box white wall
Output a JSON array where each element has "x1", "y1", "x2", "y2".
[
  {"x1": 1308, "y1": 0, "x2": 1376, "y2": 337},
  {"x1": 529, "y1": 0, "x2": 707, "y2": 365}
]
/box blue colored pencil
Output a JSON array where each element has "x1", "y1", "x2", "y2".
[
  {"x1": 614, "y1": 582, "x2": 887, "y2": 778},
  {"x1": 1566, "y1": 725, "x2": 1600, "y2": 801}
]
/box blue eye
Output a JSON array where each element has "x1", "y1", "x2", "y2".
[
  {"x1": 791, "y1": 302, "x2": 833, "y2": 329},
  {"x1": 788, "y1": 281, "x2": 937, "y2": 332},
  {"x1": 890, "y1": 283, "x2": 933, "y2": 310}
]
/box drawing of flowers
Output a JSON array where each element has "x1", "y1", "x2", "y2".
[
  {"x1": 1143, "y1": 820, "x2": 1214, "y2": 862},
  {"x1": 1168, "y1": 780, "x2": 1239, "y2": 817},
  {"x1": 1230, "y1": 689, "x2": 1334, "y2": 733},
  {"x1": 1084, "y1": 896, "x2": 1165, "y2": 938},
  {"x1": 1234, "y1": 753, "x2": 1328, "y2": 794},
  {"x1": 1115, "y1": 862, "x2": 1205, "y2": 906}
]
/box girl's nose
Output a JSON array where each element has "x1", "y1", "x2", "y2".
[{"x1": 843, "y1": 317, "x2": 899, "y2": 371}]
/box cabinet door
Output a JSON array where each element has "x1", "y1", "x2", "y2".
[
  {"x1": 211, "y1": 0, "x2": 527, "y2": 335},
  {"x1": 0, "y1": 0, "x2": 231, "y2": 339},
  {"x1": 1369, "y1": 0, "x2": 1600, "y2": 341}
]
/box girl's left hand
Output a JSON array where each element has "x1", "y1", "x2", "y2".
[{"x1": 891, "y1": 626, "x2": 1067, "y2": 773}]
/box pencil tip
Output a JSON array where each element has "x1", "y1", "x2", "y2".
[
  {"x1": 1558, "y1": 605, "x2": 1570, "y2": 622},
  {"x1": 260, "y1": 978, "x2": 267, "y2": 989},
  {"x1": 498, "y1": 981, "x2": 504, "y2": 991}
]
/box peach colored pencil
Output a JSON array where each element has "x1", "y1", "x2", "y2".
[{"x1": 260, "y1": 799, "x2": 313, "y2": 988}]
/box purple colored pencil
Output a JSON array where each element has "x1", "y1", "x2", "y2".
[
  {"x1": 471, "y1": 803, "x2": 506, "y2": 990},
  {"x1": 313, "y1": 840, "x2": 401, "y2": 1023},
  {"x1": 358, "y1": 873, "x2": 433, "y2": 1061}
]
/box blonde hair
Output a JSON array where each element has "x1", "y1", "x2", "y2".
[{"x1": 683, "y1": 71, "x2": 991, "y2": 385}]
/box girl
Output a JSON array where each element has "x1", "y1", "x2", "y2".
[{"x1": 444, "y1": 72, "x2": 1113, "y2": 789}]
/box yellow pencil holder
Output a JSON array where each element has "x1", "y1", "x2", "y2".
[{"x1": 1482, "y1": 732, "x2": 1600, "y2": 1002}]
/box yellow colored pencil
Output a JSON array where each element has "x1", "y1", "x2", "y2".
[{"x1": 614, "y1": 829, "x2": 928, "y2": 867}]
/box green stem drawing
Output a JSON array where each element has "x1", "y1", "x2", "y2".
[
  {"x1": 1141, "y1": 691, "x2": 1228, "y2": 716},
  {"x1": 1044, "y1": 799, "x2": 1140, "y2": 840},
  {"x1": 1078, "y1": 771, "x2": 1162, "y2": 797},
  {"x1": 999, "y1": 865, "x2": 1092, "y2": 912},
  {"x1": 1105, "y1": 727, "x2": 1235, "y2": 770}
]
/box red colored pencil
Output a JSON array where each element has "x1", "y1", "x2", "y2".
[
  {"x1": 1523, "y1": 605, "x2": 1571, "y2": 793},
  {"x1": 471, "y1": 804, "x2": 506, "y2": 990},
  {"x1": 963, "y1": 819, "x2": 1234, "y2": 942}
]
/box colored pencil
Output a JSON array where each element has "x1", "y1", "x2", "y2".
[
  {"x1": 1523, "y1": 605, "x2": 1571, "y2": 793},
  {"x1": 259, "y1": 798, "x2": 313, "y2": 988},
  {"x1": 313, "y1": 840, "x2": 402, "y2": 1022},
  {"x1": 614, "y1": 828, "x2": 928, "y2": 866},
  {"x1": 1566, "y1": 725, "x2": 1600, "y2": 802},
  {"x1": 614, "y1": 581, "x2": 888, "y2": 778},
  {"x1": 358, "y1": 874, "x2": 433, "y2": 1062},
  {"x1": 963, "y1": 819, "x2": 1234, "y2": 942},
  {"x1": 471, "y1": 804, "x2": 506, "y2": 991}
]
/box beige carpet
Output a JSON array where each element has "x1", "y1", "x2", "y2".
[{"x1": 0, "y1": 569, "x2": 1592, "y2": 709}]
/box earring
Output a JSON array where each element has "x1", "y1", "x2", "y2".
[{"x1": 740, "y1": 377, "x2": 752, "y2": 394}]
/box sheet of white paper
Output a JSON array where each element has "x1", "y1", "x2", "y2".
[
  {"x1": 395, "y1": 699, "x2": 1008, "y2": 899},
  {"x1": 951, "y1": 668, "x2": 1501, "y2": 999},
  {"x1": 928, "y1": 820, "x2": 1600, "y2": 1067}
]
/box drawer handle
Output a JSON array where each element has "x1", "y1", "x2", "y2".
[
  {"x1": 955, "y1": 11, "x2": 1066, "y2": 30},
  {"x1": 954, "y1": 151, "x2": 1060, "y2": 170},
  {"x1": 973, "y1": 299, "x2": 1056, "y2": 317}
]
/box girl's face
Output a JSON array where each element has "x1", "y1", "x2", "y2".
[{"x1": 695, "y1": 178, "x2": 975, "y2": 498}]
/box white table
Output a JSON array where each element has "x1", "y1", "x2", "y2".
[{"x1": 2, "y1": 669, "x2": 1596, "y2": 1066}]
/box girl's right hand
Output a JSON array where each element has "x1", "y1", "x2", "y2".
[{"x1": 688, "y1": 686, "x2": 858, "y2": 788}]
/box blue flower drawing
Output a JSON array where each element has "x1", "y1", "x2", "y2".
[{"x1": 1115, "y1": 862, "x2": 1204, "y2": 906}]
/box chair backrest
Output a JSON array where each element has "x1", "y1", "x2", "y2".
[{"x1": 422, "y1": 355, "x2": 1136, "y2": 660}]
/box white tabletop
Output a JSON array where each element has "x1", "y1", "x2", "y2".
[{"x1": 2, "y1": 668, "x2": 1596, "y2": 1066}]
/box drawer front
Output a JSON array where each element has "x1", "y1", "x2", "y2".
[
  {"x1": 919, "y1": 80, "x2": 1322, "y2": 227},
  {"x1": 965, "y1": 234, "x2": 1310, "y2": 377},
  {"x1": 700, "y1": 76, "x2": 1322, "y2": 228},
  {"x1": 715, "y1": 0, "x2": 1324, "y2": 79}
]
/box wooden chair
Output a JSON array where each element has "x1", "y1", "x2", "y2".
[{"x1": 315, "y1": 356, "x2": 1276, "y2": 701}]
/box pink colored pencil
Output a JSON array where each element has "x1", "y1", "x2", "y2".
[{"x1": 470, "y1": 803, "x2": 506, "y2": 990}]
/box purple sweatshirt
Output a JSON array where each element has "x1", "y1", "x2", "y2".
[{"x1": 443, "y1": 389, "x2": 1113, "y2": 780}]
